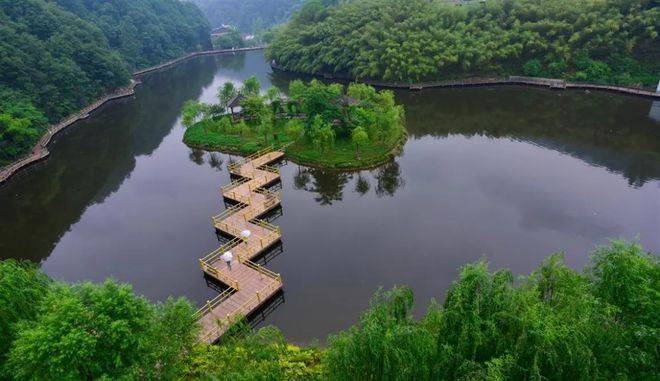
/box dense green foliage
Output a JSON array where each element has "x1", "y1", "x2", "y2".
[
  {"x1": 0, "y1": 0, "x2": 210, "y2": 166},
  {"x1": 0, "y1": 241, "x2": 657, "y2": 379},
  {"x1": 212, "y1": 27, "x2": 245, "y2": 49},
  {"x1": 0, "y1": 261, "x2": 50, "y2": 366},
  {"x1": 187, "y1": 324, "x2": 323, "y2": 380},
  {"x1": 53, "y1": 0, "x2": 211, "y2": 69},
  {"x1": 325, "y1": 240, "x2": 659, "y2": 381},
  {"x1": 182, "y1": 77, "x2": 406, "y2": 169},
  {"x1": 0, "y1": 88, "x2": 48, "y2": 166},
  {"x1": 192, "y1": 0, "x2": 302, "y2": 32},
  {"x1": 268, "y1": 0, "x2": 660, "y2": 85},
  {"x1": 0, "y1": 261, "x2": 198, "y2": 380}
]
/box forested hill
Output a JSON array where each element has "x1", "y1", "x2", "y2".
[
  {"x1": 191, "y1": 0, "x2": 303, "y2": 32},
  {"x1": 268, "y1": 0, "x2": 659, "y2": 85},
  {"x1": 0, "y1": 0, "x2": 210, "y2": 166},
  {"x1": 53, "y1": 0, "x2": 211, "y2": 69}
]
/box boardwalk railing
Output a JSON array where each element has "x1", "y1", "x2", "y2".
[
  {"x1": 211, "y1": 203, "x2": 247, "y2": 224},
  {"x1": 254, "y1": 219, "x2": 281, "y2": 234},
  {"x1": 258, "y1": 164, "x2": 280, "y2": 174},
  {"x1": 220, "y1": 177, "x2": 251, "y2": 193},
  {"x1": 242, "y1": 259, "x2": 282, "y2": 281},
  {"x1": 194, "y1": 288, "x2": 234, "y2": 319},
  {"x1": 228, "y1": 146, "x2": 276, "y2": 172},
  {"x1": 199, "y1": 279, "x2": 282, "y2": 343},
  {"x1": 196, "y1": 146, "x2": 286, "y2": 342}
]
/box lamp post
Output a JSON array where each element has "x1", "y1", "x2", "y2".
[{"x1": 241, "y1": 229, "x2": 252, "y2": 251}]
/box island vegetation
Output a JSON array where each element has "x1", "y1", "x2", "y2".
[
  {"x1": 0, "y1": 0, "x2": 210, "y2": 166},
  {"x1": 0, "y1": 240, "x2": 657, "y2": 380},
  {"x1": 267, "y1": 0, "x2": 659, "y2": 87},
  {"x1": 182, "y1": 76, "x2": 406, "y2": 169}
]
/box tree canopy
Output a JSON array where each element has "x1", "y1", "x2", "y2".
[
  {"x1": 325, "y1": 240, "x2": 659, "y2": 381},
  {"x1": 0, "y1": 0, "x2": 210, "y2": 166},
  {"x1": 0, "y1": 261, "x2": 198, "y2": 380},
  {"x1": 0, "y1": 240, "x2": 657, "y2": 380},
  {"x1": 268, "y1": 0, "x2": 659, "y2": 85}
]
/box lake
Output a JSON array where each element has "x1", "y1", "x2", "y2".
[{"x1": 1, "y1": 51, "x2": 658, "y2": 343}]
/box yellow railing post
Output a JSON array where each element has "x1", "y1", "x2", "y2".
[{"x1": 206, "y1": 300, "x2": 212, "y2": 314}]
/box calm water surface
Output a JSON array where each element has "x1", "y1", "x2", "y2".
[{"x1": 1, "y1": 51, "x2": 659, "y2": 343}]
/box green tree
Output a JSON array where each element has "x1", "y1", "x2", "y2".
[
  {"x1": 4, "y1": 279, "x2": 197, "y2": 380},
  {"x1": 351, "y1": 126, "x2": 369, "y2": 159},
  {"x1": 212, "y1": 28, "x2": 245, "y2": 49},
  {"x1": 310, "y1": 115, "x2": 335, "y2": 152},
  {"x1": 288, "y1": 79, "x2": 307, "y2": 102},
  {"x1": 267, "y1": 0, "x2": 659, "y2": 86},
  {"x1": 241, "y1": 95, "x2": 267, "y2": 125},
  {"x1": 523, "y1": 59, "x2": 543, "y2": 77},
  {"x1": 182, "y1": 100, "x2": 205, "y2": 128},
  {"x1": 218, "y1": 81, "x2": 238, "y2": 112},
  {"x1": 321, "y1": 240, "x2": 658, "y2": 381},
  {"x1": 266, "y1": 86, "x2": 283, "y2": 118},
  {"x1": 241, "y1": 75, "x2": 261, "y2": 96},
  {"x1": 285, "y1": 119, "x2": 305, "y2": 141},
  {"x1": 0, "y1": 260, "x2": 50, "y2": 368},
  {"x1": 258, "y1": 118, "x2": 274, "y2": 145},
  {"x1": 325, "y1": 287, "x2": 435, "y2": 381}
]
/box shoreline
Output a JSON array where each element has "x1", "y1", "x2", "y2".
[
  {"x1": 0, "y1": 47, "x2": 266, "y2": 186},
  {"x1": 186, "y1": 129, "x2": 408, "y2": 172},
  {"x1": 3, "y1": 48, "x2": 654, "y2": 185},
  {"x1": 271, "y1": 64, "x2": 660, "y2": 99}
]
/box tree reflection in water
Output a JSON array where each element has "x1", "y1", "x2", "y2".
[
  {"x1": 373, "y1": 161, "x2": 405, "y2": 197},
  {"x1": 292, "y1": 160, "x2": 405, "y2": 204},
  {"x1": 189, "y1": 149, "x2": 205, "y2": 165},
  {"x1": 207, "y1": 153, "x2": 223, "y2": 172},
  {"x1": 354, "y1": 173, "x2": 370, "y2": 196}
]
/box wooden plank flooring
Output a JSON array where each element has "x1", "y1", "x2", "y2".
[{"x1": 196, "y1": 147, "x2": 285, "y2": 343}]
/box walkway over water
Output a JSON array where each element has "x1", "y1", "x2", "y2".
[{"x1": 194, "y1": 146, "x2": 285, "y2": 343}]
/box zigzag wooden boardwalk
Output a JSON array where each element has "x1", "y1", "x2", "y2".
[{"x1": 195, "y1": 146, "x2": 285, "y2": 343}]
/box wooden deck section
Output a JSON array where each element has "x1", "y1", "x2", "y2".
[{"x1": 195, "y1": 147, "x2": 286, "y2": 343}]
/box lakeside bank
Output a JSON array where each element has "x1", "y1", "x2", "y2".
[
  {"x1": 0, "y1": 47, "x2": 266, "y2": 186},
  {"x1": 270, "y1": 63, "x2": 660, "y2": 99}
]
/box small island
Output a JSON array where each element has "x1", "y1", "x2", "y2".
[{"x1": 182, "y1": 76, "x2": 406, "y2": 170}]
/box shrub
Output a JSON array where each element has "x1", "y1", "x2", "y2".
[{"x1": 523, "y1": 59, "x2": 542, "y2": 77}]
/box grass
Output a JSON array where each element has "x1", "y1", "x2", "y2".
[
  {"x1": 183, "y1": 119, "x2": 295, "y2": 155},
  {"x1": 183, "y1": 118, "x2": 407, "y2": 170}
]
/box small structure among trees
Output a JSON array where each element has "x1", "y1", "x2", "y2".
[{"x1": 181, "y1": 76, "x2": 406, "y2": 168}]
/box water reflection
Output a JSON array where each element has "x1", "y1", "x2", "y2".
[
  {"x1": 290, "y1": 161, "x2": 406, "y2": 205},
  {"x1": 207, "y1": 153, "x2": 224, "y2": 172},
  {"x1": 189, "y1": 149, "x2": 206, "y2": 166},
  {"x1": 374, "y1": 162, "x2": 405, "y2": 197},
  {"x1": 0, "y1": 51, "x2": 657, "y2": 344},
  {"x1": 397, "y1": 87, "x2": 660, "y2": 186},
  {"x1": 0, "y1": 56, "x2": 218, "y2": 262},
  {"x1": 354, "y1": 173, "x2": 370, "y2": 195},
  {"x1": 650, "y1": 101, "x2": 660, "y2": 123}
]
